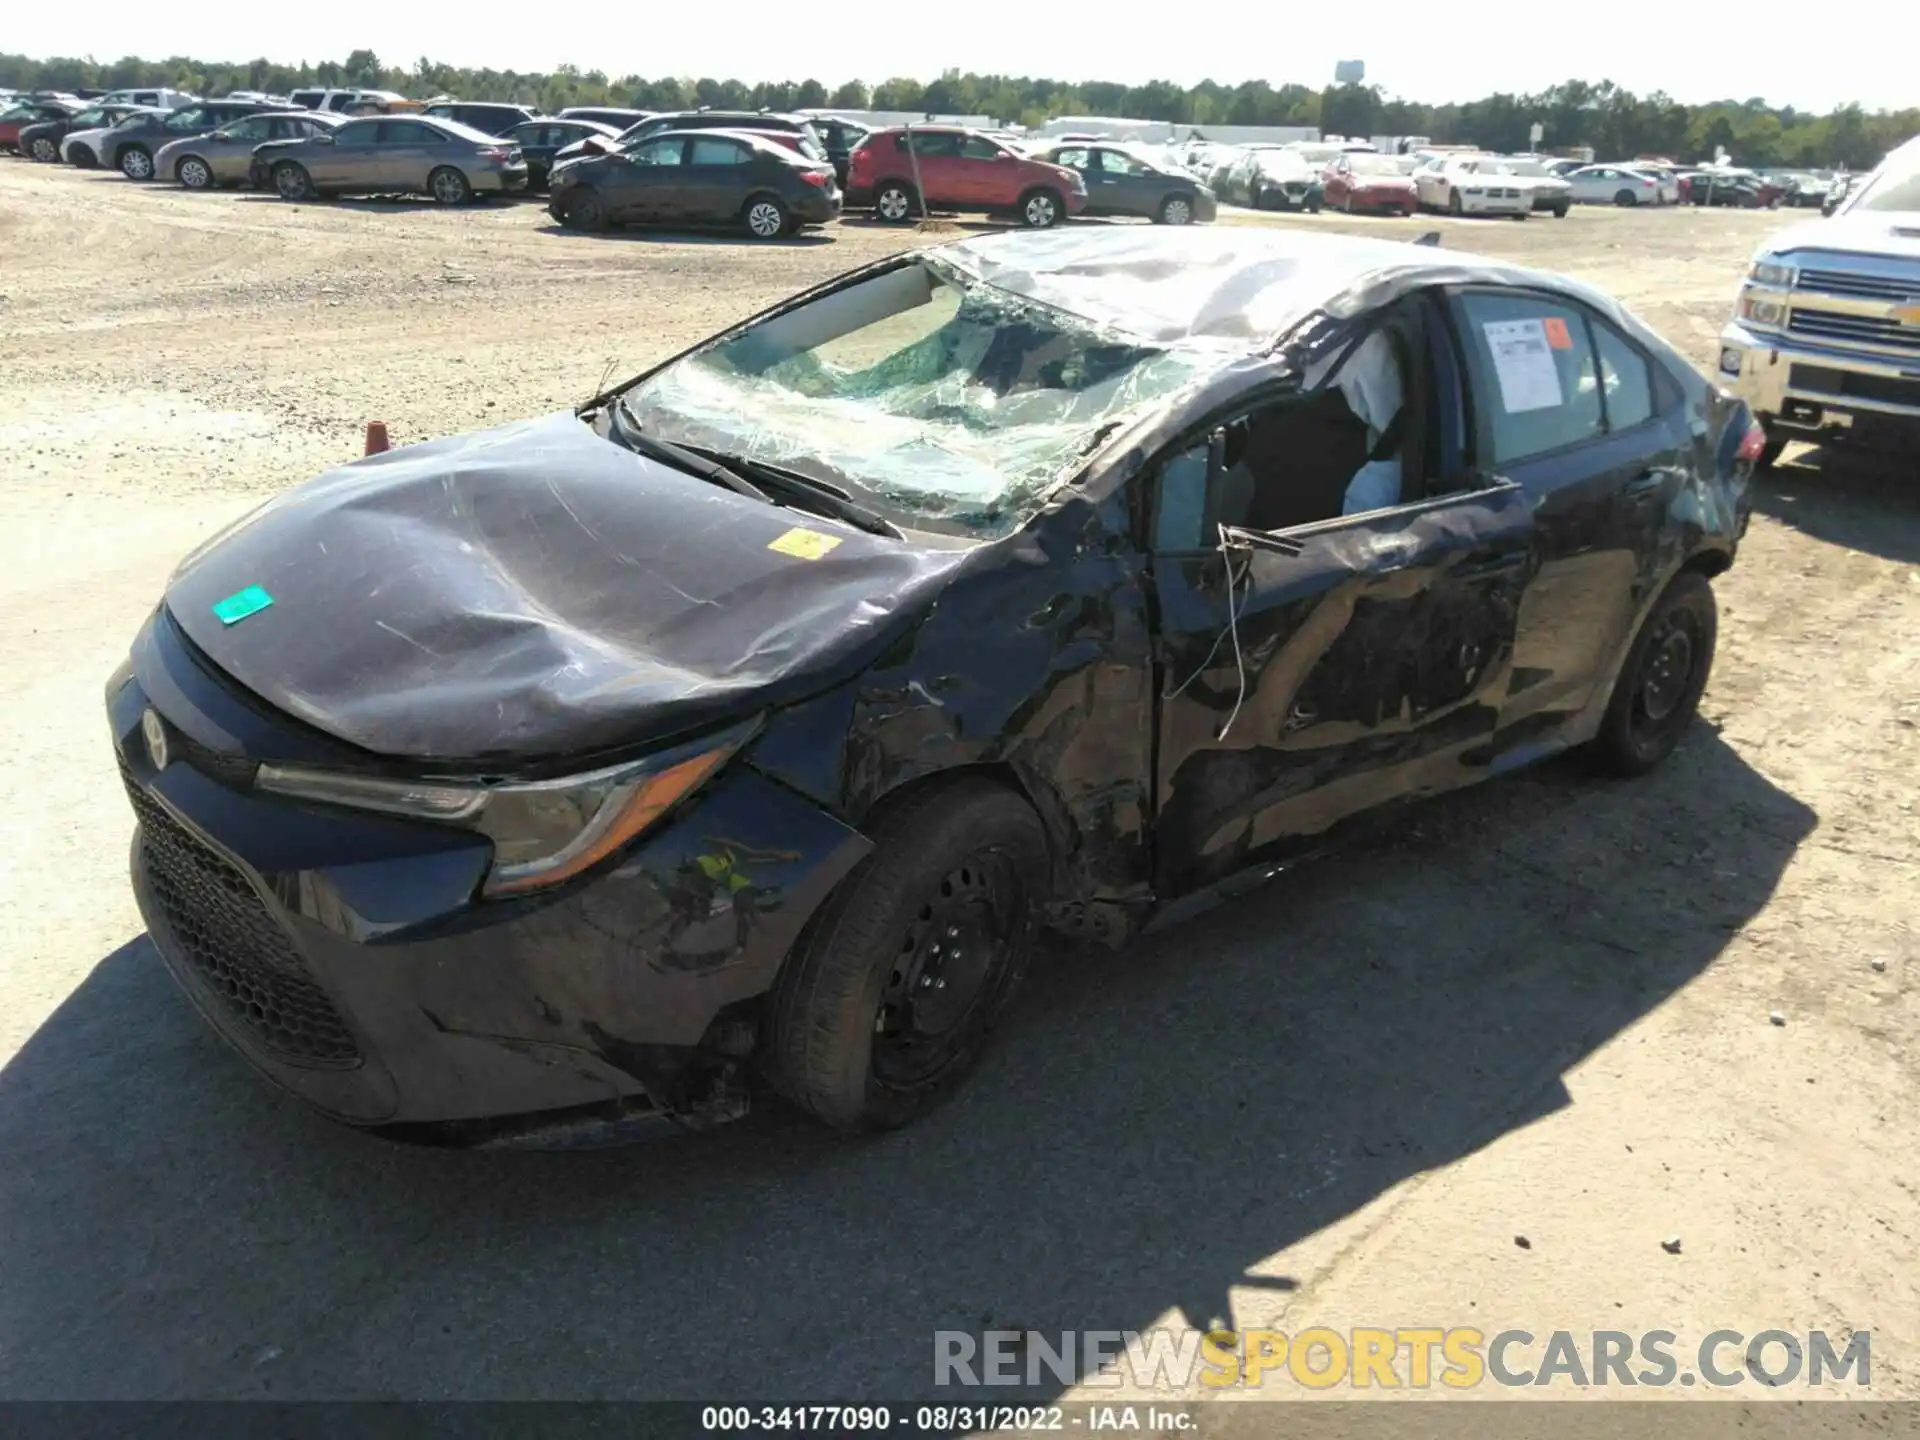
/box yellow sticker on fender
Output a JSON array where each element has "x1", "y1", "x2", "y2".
[{"x1": 767, "y1": 527, "x2": 842, "y2": 560}]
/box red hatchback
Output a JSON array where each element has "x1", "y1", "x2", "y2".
[
  {"x1": 847, "y1": 126, "x2": 1087, "y2": 228},
  {"x1": 1320, "y1": 152, "x2": 1417, "y2": 215}
]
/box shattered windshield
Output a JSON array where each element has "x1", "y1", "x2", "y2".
[{"x1": 618, "y1": 259, "x2": 1212, "y2": 537}]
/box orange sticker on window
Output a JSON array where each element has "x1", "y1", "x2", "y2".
[{"x1": 1543, "y1": 317, "x2": 1574, "y2": 350}]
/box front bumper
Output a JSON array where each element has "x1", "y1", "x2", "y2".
[
  {"x1": 1455, "y1": 190, "x2": 1530, "y2": 215},
  {"x1": 109, "y1": 615, "x2": 870, "y2": 1135},
  {"x1": 1720, "y1": 318, "x2": 1920, "y2": 445}
]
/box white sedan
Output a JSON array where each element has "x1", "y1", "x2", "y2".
[
  {"x1": 59, "y1": 125, "x2": 112, "y2": 167},
  {"x1": 1412, "y1": 157, "x2": 1532, "y2": 217},
  {"x1": 1564, "y1": 165, "x2": 1666, "y2": 206}
]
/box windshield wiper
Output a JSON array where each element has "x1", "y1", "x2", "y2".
[
  {"x1": 675, "y1": 442, "x2": 904, "y2": 540},
  {"x1": 608, "y1": 401, "x2": 772, "y2": 505}
]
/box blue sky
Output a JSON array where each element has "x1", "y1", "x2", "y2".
[{"x1": 12, "y1": 0, "x2": 1909, "y2": 113}]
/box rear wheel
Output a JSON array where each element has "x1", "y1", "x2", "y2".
[
  {"x1": 1019, "y1": 187, "x2": 1063, "y2": 228},
  {"x1": 1614, "y1": 188, "x2": 1638, "y2": 206},
  {"x1": 118, "y1": 144, "x2": 154, "y2": 180},
  {"x1": 875, "y1": 181, "x2": 916, "y2": 223},
  {"x1": 428, "y1": 166, "x2": 471, "y2": 204},
  {"x1": 1156, "y1": 193, "x2": 1194, "y2": 225},
  {"x1": 743, "y1": 194, "x2": 789, "y2": 239},
  {"x1": 30, "y1": 136, "x2": 57, "y2": 162},
  {"x1": 1588, "y1": 572, "x2": 1717, "y2": 777},
  {"x1": 273, "y1": 162, "x2": 312, "y2": 201},
  {"x1": 767, "y1": 778, "x2": 1048, "y2": 1131},
  {"x1": 1448, "y1": 189, "x2": 1464, "y2": 216},
  {"x1": 176, "y1": 155, "x2": 213, "y2": 190}
]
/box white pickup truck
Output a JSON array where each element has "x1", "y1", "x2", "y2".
[{"x1": 1720, "y1": 133, "x2": 1920, "y2": 465}]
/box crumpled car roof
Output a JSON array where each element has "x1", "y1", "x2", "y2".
[{"x1": 934, "y1": 228, "x2": 1452, "y2": 349}]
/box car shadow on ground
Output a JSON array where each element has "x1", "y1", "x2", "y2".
[
  {"x1": 1749, "y1": 444, "x2": 1920, "y2": 566},
  {"x1": 0, "y1": 728, "x2": 1812, "y2": 1399},
  {"x1": 528, "y1": 223, "x2": 837, "y2": 248}
]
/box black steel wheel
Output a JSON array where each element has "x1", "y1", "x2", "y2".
[
  {"x1": 767, "y1": 777, "x2": 1048, "y2": 1130},
  {"x1": 1589, "y1": 572, "x2": 1718, "y2": 776},
  {"x1": 563, "y1": 186, "x2": 606, "y2": 230}
]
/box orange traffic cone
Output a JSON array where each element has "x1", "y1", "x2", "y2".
[{"x1": 364, "y1": 420, "x2": 390, "y2": 456}]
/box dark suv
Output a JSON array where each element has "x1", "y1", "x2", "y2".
[
  {"x1": 104, "y1": 100, "x2": 277, "y2": 179},
  {"x1": 424, "y1": 102, "x2": 539, "y2": 137}
]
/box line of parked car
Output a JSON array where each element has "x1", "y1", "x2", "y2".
[{"x1": 2, "y1": 85, "x2": 1862, "y2": 244}]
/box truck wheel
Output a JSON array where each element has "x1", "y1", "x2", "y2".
[
  {"x1": 1588, "y1": 572, "x2": 1717, "y2": 778},
  {"x1": 767, "y1": 778, "x2": 1049, "y2": 1130}
]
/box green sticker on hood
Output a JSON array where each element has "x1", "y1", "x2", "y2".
[{"x1": 212, "y1": 584, "x2": 274, "y2": 625}]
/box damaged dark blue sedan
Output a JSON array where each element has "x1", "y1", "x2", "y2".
[{"x1": 108, "y1": 229, "x2": 1761, "y2": 1142}]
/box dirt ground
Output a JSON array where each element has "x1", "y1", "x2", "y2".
[{"x1": 1, "y1": 162, "x2": 1916, "y2": 1407}]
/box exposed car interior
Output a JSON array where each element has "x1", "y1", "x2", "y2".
[{"x1": 1161, "y1": 294, "x2": 1472, "y2": 547}]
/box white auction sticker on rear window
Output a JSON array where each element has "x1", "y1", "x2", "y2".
[{"x1": 1482, "y1": 318, "x2": 1563, "y2": 414}]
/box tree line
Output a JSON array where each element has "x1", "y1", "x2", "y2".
[{"x1": 4, "y1": 51, "x2": 1915, "y2": 169}]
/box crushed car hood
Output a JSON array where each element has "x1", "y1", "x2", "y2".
[{"x1": 164, "y1": 412, "x2": 967, "y2": 767}]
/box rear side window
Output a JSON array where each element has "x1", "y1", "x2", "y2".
[
  {"x1": 902, "y1": 130, "x2": 962, "y2": 158},
  {"x1": 1453, "y1": 291, "x2": 1603, "y2": 464},
  {"x1": 1590, "y1": 319, "x2": 1656, "y2": 432},
  {"x1": 690, "y1": 137, "x2": 748, "y2": 165}
]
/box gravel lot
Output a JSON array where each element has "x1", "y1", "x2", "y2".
[{"x1": 1, "y1": 163, "x2": 1916, "y2": 1404}]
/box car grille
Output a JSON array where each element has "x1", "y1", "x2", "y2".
[
  {"x1": 1796, "y1": 268, "x2": 1920, "y2": 304},
  {"x1": 123, "y1": 760, "x2": 360, "y2": 1068},
  {"x1": 1788, "y1": 307, "x2": 1920, "y2": 354}
]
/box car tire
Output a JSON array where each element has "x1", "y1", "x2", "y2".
[
  {"x1": 1304, "y1": 195, "x2": 1322, "y2": 213},
  {"x1": 1448, "y1": 190, "x2": 1464, "y2": 216},
  {"x1": 1588, "y1": 572, "x2": 1717, "y2": 778},
  {"x1": 875, "y1": 181, "x2": 916, "y2": 223},
  {"x1": 766, "y1": 777, "x2": 1049, "y2": 1131},
  {"x1": 742, "y1": 194, "x2": 790, "y2": 239},
  {"x1": 118, "y1": 144, "x2": 154, "y2": 180},
  {"x1": 428, "y1": 166, "x2": 471, "y2": 205},
  {"x1": 30, "y1": 136, "x2": 58, "y2": 162},
  {"x1": 1019, "y1": 187, "x2": 1064, "y2": 228},
  {"x1": 176, "y1": 155, "x2": 213, "y2": 191},
  {"x1": 273, "y1": 162, "x2": 313, "y2": 201},
  {"x1": 69, "y1": 143, "x2": 97, "y2": 169},
  {"x1": 1613, "y1": 188, "x2": 1638, "y2": 206},
  {"x1": 561, "y1": 186, "x2": 606, "y2": 231},
  {"x1": 1156, "y1": 193, "x2": 1195, "y2": 225},
  {"x1": 1757, "y1": 432, "x2": 1788, "y2": 469},
  {"x1": 1553, "y1": 201, "x2": 1570, "y2": 218}
]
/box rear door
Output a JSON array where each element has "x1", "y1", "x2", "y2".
[
  {"x1": 900, "y1": 129, "x2": 961, "y2": 204},
  {"x1": 1445, "y1": 287, "x2": 1696, "y2": 752},
  {"x1": 681, "y1": 135, "x2": 754, "y2": 220},
  {"x1": 1147, "y1": 438, "x2": 1534, "y2": 898},
  {"x1": 375, "y1": 119, "x2": 444, "y2": 188}
]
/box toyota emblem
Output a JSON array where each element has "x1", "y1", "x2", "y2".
[{"x1": 141, "y1": 709, "x2": 170, "y2": 772}]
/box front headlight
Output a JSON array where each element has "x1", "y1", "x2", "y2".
[
  {"x1": 1749, "y1": 260, "x2": 1795, "y2": 288},
  {"x1": 1736, "y1": 291, "x2": 1786, "y2": 327},
  {"x1": 256, "y1": 718, "x2": 757, "y2": 896}
]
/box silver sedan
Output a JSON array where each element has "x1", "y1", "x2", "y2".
[
  {"x1": 261, "y1": 114, "x2": 528, "y2": 203},
  {"x1": 156, "y1": 111, "x2": 341, "y2": 189}
]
